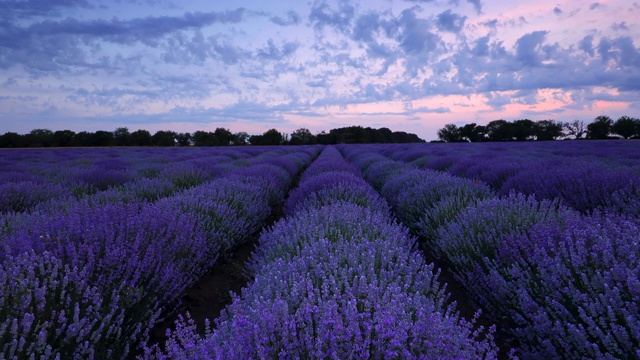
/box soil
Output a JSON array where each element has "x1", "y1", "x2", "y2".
[{"x1": 128, "y1": 206, "x2": 283, "y2": 358}]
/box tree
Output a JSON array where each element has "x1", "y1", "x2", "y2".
[
  {"x1": 512, "y1": 119, "x2": 536, "y2": 141},
  {"x1": 92, "y1": 130, "x2": 114, "y2": 146},
  {"x1": 391, "y1": 131, "x2": 425, "y2": 143},
  {"x1": 0, "y1": 132, "x2": 26, "y2": 147},
  {"x1": 485, "y1": 120, "x2": 513, "y2": 141},
  {"x1": 52, "y1": 130, "x2": 75, "y2": 147},
  {"x1": 113, "y1": 127, "x2": 131, "y2": 146},
  {"x1": 534, "y1": 120, "x2": 563, "y2": 141},
  {"x1": 611, "y1": 116, "x2": 639, "y2": 139},
  {"x1": 317, "y1": 131, "x2": 331, "y2": 144},
  {"x1": 563, "y1": 120, "x2": 586, "y2": 139},
  {"x1": 175, "y1": 132, "x2": 192, "y2": 146},
  {"x1": 260, "y1": 129, "x2": 284, "y2": 145},
  {"x1": 151, "y1": 130, "x2": 176, "y2": 146},
  {"x1": 27, "y1": 129, "x2": 54, "y2": 147},
  {"x1": 437, "y1": 124, "x2": 462, "y2": 142},
  {"x1": 213, "y1": 127, "x2": 234, "y2": 146},
  {"x1": 587, "y1": 115, "x2": 612, "y2": 139},
  {"x1": 459, "y1": 123, "x2": 486, "y2": 142},
  {"x1": 233, "y1": 131, "x2": 250, "y2": 145},
  {"x1": 372, "y1": 127, "x2": 393, "y2": 143},
  {"x1": 71, "y1": 131, "x2": 93, "y2": 147},
  {"x1": 193, "y1": 131, "x2": 215, "y2": 146},
  {"x1": 289, "y1": 128, "x2": 316, "y2": 145},
  {"x1": 130, "y1": 129, "x2": 152, "y2": 146},
  {"x1": 249, "y1": 134, "x2": 263, "y2": 145}
]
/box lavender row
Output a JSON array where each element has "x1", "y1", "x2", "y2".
[
  {"x1": 376, "y1": 141, "x2": 640, "y2": 216},
  {"x1": 145, "y1": 146, "x2": 497, "y2": 359},
  {"x1": 0, "y1": 145, "x2": 310, "y2": 214},
  {"x1": 0, "y1": 147, "x2": 257, "y2": 214},
  {"x1": 341, "y1": 145, "x2": 640, "y2": 359},
  {"x1": 0, "y1": 147, "x2": 320, "y2": 359},
  {"x1": 0, "y1": 146, "x2": 316, "y2": 239}
]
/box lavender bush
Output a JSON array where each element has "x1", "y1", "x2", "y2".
[
  {"x1": 434, "y1": 194, "x2": 573, "y2": 289},
  {"x1": 498, "y1": 159, "x2": 640, "y2": 214},
  {"x1": 148, "y1": 203, "x2": 497, "y2": 360},
  {"x1": 284, "y1": 171, "x2": 373, "y2": 215},
  {"x1": 0, "y1": 147, "x2": 311, "y2": 358},
  {"x1": 0, "y1": 181, "x2": 71, "y2": 213},
  {"x1": 0, "y1": 251, "x2": 128, "y2": 359},
  {"x1": 383, "y1": 170, "x2": 494, "y2": 230},
  {"x1": 146, "y1": 146, "x2": 497, "y2": 359},
  {"x1": 491, "y1": 213, "x2": 640, "y2": 359},
  {"x1": 157, "y1": 176, "x2": 272, "y2": 253}
]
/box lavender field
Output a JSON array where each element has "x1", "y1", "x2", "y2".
[{"x1": 1, "y1": 141, "x2": 639, "y2": 359}]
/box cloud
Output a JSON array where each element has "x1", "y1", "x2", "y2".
[
  {"x1": 597, "y1": 36, "x2": 640, "y2": 68},
  {"x1": 309, "y1": 0, "x2": 355, "y2": 34},
  {"x1": 579, "y1": 35, "x2": 595, "y2": 57},
  {"x1": 256, "y1": 40, "x2": 299, "y2": 61},
  {"x1": 29, "y1": 9, "x2": 245, "y2": 45},
  {"x1": 485, "y1": 91, "x2": 512, "y2": 110},
  {"x1": 1, "y1": 0, "x2": 639, "y2": 139},
  {"x1": 306, "y1": 78, "x2": 331, "y2": 88},
  {"x1": 405, "y1": 0, "x2": 482, "y2": 14},
  {"x1": 396, "y1": 8, "x2": 439, "y2": 55},
  {"x1": 408, "y1": 106, "x2": 451, "y2": 114},
  {"x1": 0, "y1": 8, "x2": 248, "y2": 76},
  {"x1": 270, "y1": 10, "x2": 301, "y2": 26},
  {"x1": 515, "y1": 31, "x2": 549, "y2": 67},
  {"x1": 611, "y1": 22, "x2": 629, "y2": 31},
  {"x1": 436, "y1": 9, "x2": 467, "y2": 33},
  {"x1": 0, "y1": 0, "x2": 91, "y2": 21},
  {"x1": 351, "y1": 12, "x2": 382, "y2": 43},
  {"x1": 465, "y1": 0, "x2": 483, "y2": 14},
  {"x1": 472, "y1": 35, "x2": 490, "y2": 56}
]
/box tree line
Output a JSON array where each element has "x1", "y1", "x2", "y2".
[
  {"x1": 0, "y1": 126, "x2": 424, "y2": 148},
  {"x1": 436, "y1": 116, "x2": 640, "y2": 142}
]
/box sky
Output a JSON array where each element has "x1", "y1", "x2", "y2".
[{"x1": 1, "y1": 0, "x2": 639, "y2": 141}]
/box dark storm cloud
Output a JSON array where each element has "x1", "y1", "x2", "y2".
[{"x1": 436, "y1": 9, "x2": 467, "y2": 33}]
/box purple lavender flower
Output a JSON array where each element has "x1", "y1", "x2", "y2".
[
  {"x1": 284, "y1": 171, "x2": 374, "y2": 216},
  {"x1": 0, "y1": 181, "x2": 71, "y2": 213}
]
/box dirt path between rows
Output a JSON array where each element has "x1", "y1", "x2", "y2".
[
  {"x1": 415, "y1": 240, "x2": 515, "y2": 359},
  {"x1": 130, "y1": 205, "x2": 282, "y2": 359}
]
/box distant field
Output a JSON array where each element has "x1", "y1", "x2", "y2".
[{"x1": 1, "y1": 141, "x2": 638, "y2": 359}]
